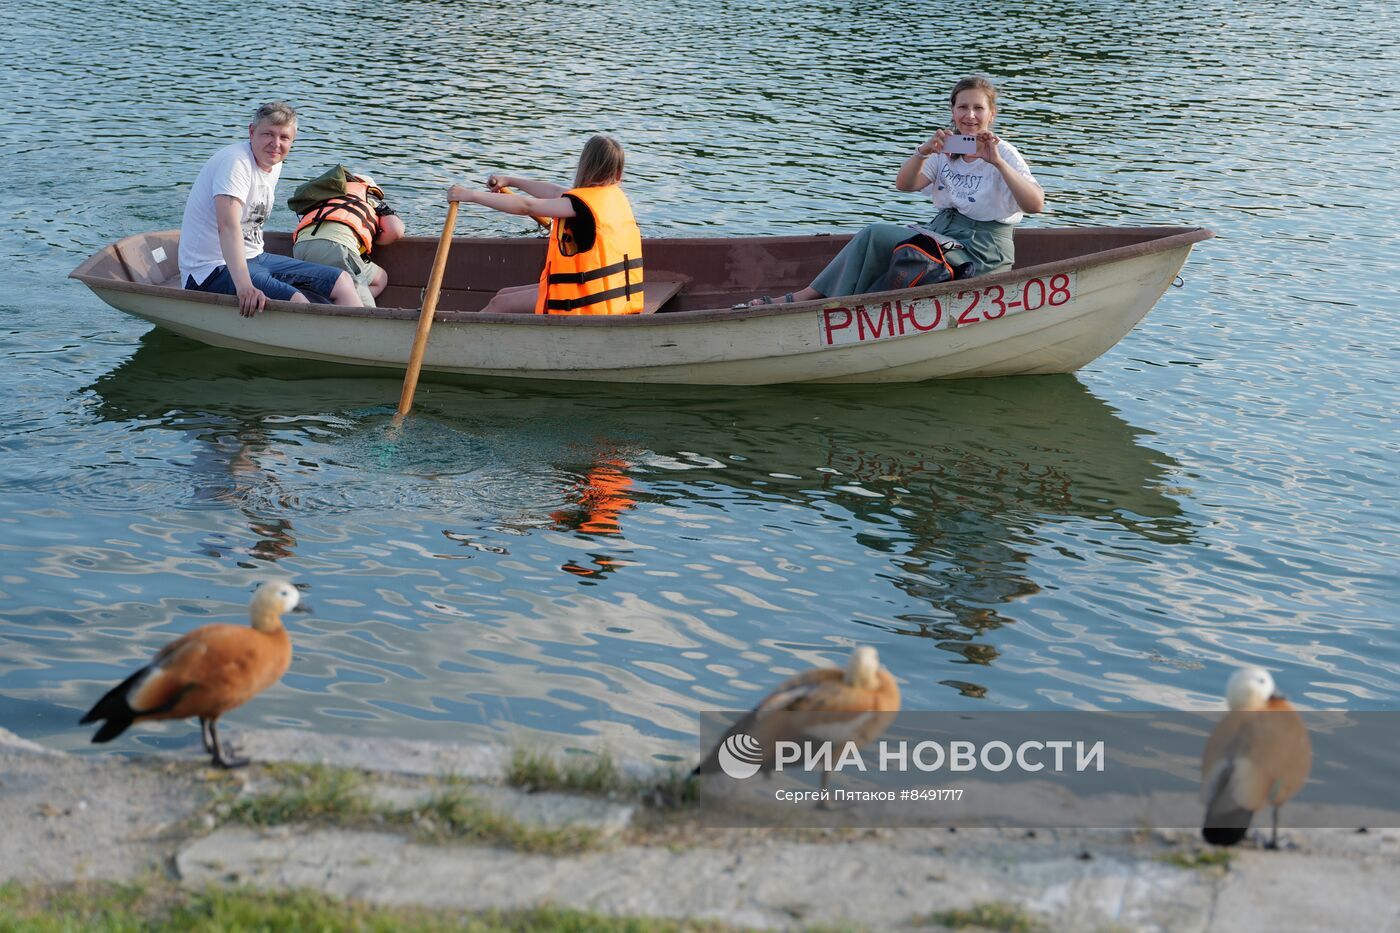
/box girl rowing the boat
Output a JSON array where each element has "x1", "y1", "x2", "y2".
[
  {"x1": 743, "y1": 75, "x2": 1044, "y2": 307},
  {"x1": 448, "y1": 135, "x2": 645, "y2": 315}
]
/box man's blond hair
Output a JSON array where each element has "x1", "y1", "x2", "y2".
[{"x1": 252, "y1": 101, "x2": 298, "y2": 127}]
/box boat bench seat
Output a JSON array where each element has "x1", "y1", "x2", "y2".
[
  {"x1": 116, "y1": 234, "x2": 183, "y2": 287},
  {"x1": 642, "y1": 272, "x2": 689, "y2": 314}
]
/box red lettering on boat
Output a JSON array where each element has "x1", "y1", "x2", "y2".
[
  {"x1": 857, "y1": 303, "x2": 896, "y2": 340},
  {"x1": 823, "y1": 307, "x2": 853, "y2": 344},
  {"x1": 898, "y1": 298, "x2": 942, "y2": 332}
]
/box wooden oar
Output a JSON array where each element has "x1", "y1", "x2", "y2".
[{"x1": 394, "y1": 201, "x2": 458, "y2": 422}]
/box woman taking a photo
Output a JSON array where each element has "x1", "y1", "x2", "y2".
[{"x1": 744, "y1": 75, "x2": 1043, "y2": 306}]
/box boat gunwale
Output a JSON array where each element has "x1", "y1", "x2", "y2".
[{"x1": 70, "y1": 226, "x2": 1214, "y2": 327}]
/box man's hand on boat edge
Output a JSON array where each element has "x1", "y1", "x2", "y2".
[{"x1": 236, "y1": 282, "x2": 269, "y2": 317}]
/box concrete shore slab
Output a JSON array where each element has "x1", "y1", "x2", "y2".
[
  {"x1": 174, "y1": 825, "x2": 1215, "y2": 931},
  {"x1": 4, "y1": 728, "x2": 1398, "y2": 931}
]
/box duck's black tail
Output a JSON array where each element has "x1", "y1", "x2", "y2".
[
  {"x1": 79, "y1": 667, "x2": 148, "y2": 743},
  {"x1": 1202, "y1": 825, "x2": 1249, "y2": 846},
  {"x1": 1201, "y1": 760, "x2": 1254, "y2": 846}
]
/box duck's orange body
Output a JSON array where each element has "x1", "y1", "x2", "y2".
[
  {"x1": 80, "y1": 581, "x2": 300, "y2": 768},
  {"x1": 1201, "y1": 667, "x2": 1311, "y2": 847},
  {"x1": 119, "y1": 622, "x2": 291, "y2": 721},
  {"x1": 697, "y1": 646, "x2": 901, "y2": 790}
]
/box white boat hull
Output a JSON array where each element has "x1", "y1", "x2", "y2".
[{"x1": 74, "y1": 229, "x2": 1207, "y2": 385}]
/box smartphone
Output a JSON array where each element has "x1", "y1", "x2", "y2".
[{"x1": 941, "y1": 134, "x2": 978, "y2": 155}]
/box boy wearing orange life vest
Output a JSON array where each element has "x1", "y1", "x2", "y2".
[
  {"x1": 291, "y1": 171, "x2": 405, "y2": 306},
  {"x1": 446, "y1": 135, "x2": 643, "y2": 315}
]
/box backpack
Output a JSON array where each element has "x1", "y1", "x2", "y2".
[
  {"x1": 287, "y1": 165, "x2": 350, "y2": 215},
  {"x1": 870, "y1": 232, "x2": 975, "y2": 292}
]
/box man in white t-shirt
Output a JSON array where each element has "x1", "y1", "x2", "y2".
[{"x1": 179, "y1": 101, "x2": 361, "y2": 317}]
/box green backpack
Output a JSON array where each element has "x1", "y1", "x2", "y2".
[{"x1": 287, "y1": 165, "x2": 350, "y2": 216}]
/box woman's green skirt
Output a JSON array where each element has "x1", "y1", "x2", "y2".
[{"x1": 810, "y1": 209, "x2": 1015, "y2": 299}]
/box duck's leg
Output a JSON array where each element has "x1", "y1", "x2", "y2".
[
  {"x1": 208, "y1": 719, "x2": 249, "y2": 769},
  {"x1": 199, "y1": 717, "x2": 214, "y2": 754}
]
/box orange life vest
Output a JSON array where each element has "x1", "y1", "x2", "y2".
[
  {"x1": 292, "y1": 179, "x2": 381, "y2": 256},
  {"x1": 535, "y1": 185, "x2": 644, "y2": 316}
]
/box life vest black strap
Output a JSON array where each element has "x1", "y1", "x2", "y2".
[
  {"x1": 544, "y1": 280, "x2": 644, "y2": 312},
  {"x1": 309, "y1": 194, "x2": 378, "y2": 227},
  {"x1": 305, "y1": 195, "x2": 379, "y2": 247},
  {"x1": 544, "y1": 255, "x2": 643, "y2": 286}
]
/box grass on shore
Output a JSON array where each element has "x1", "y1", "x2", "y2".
[
  {"x1": 224, "y1": 760, "x2": 374, "y2": 825},
  {"x1": 412, "y1": 780, "x2": 600, "y2": 855},
  {"x1": 221, "y1": 763, "x2": 600, "y2": 855},
  {"x1": 0, "y1": 879, "x2": 745, "y2": 932},
  {"x1": 505, "y1": 748, "x2": 699, "y2": 809},
  {"x1": 920, "y1": 900, "x2": 1044, "y2": 932},
  {"x1": 507, "y1": 747, "x2": 625, "y2": 796},
  {"x1": 1159, "y1": 848, "x2": 1233, "y2": 870}
]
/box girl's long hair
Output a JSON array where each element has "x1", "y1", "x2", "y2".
[{"x1": 573, "y1": 135, "x2": 626, "y2": 188}]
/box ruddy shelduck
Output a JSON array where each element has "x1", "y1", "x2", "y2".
[
  {"x1": 80, "y1": 580, "x2": 302, "y2": 768},
  {"x1": 1201, "y1": 666, "x2": 1311, "y2": 848},
  {"x1": 696, "y1": 645, "x2": 901, "y2": 795}
]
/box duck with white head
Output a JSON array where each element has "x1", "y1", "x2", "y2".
[
  {"x1": 695, "y1": 645, "x2": 901, "y2": 801},
  {"x1": 79, "y1": 580, "x2": 304, "y2": 768},
  {"x1": 1201, "y1": 666, "x2": 1312, "y2": 847}
]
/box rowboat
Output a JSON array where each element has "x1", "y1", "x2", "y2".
[{"x1": 71, "y1": 225, "x2": 1212, "y2": 385}]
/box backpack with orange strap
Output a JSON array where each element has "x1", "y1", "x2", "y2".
[{"x1": 870, "y1": 232, "x2": 975, "y2": 292}]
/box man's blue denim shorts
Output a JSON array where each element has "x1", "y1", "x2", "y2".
[{"x1": 185, "y1": 252, "x2": 342, "y2": 302}]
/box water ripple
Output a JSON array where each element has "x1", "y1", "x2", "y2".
[{"x1": 1, "y1": 0, "x2": 1397, "y2": 755}]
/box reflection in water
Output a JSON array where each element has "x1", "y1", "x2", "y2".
[
  {"x1": 76, "y1": 329, "x2": 1190, "y2": 737},
  {"x1": 552, "y1": 457, "x2": 636, "y2": 582},
  {"x1": 194, "y1": 427, "x2": 299, "y2": 565},
  {"x1": 802, "y1": 386, "x2": 1189, "y2": 688},
  {"x1": 619, "y1": 377, "x2": 1188, "y2": 692},
  {"x1": 552, "y1": 460, "x2": 636, "y2": 538}
]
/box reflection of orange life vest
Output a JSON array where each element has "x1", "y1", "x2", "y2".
[
  {"x1": 553, "y1": 463, "x2": 634, "y2": 535},
  {"x1": 535, "y1": 185, "x2": 644, "y2": 316},
  {"x1": 292, "y1": 180, "x2": 381, "y2": 256}
]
